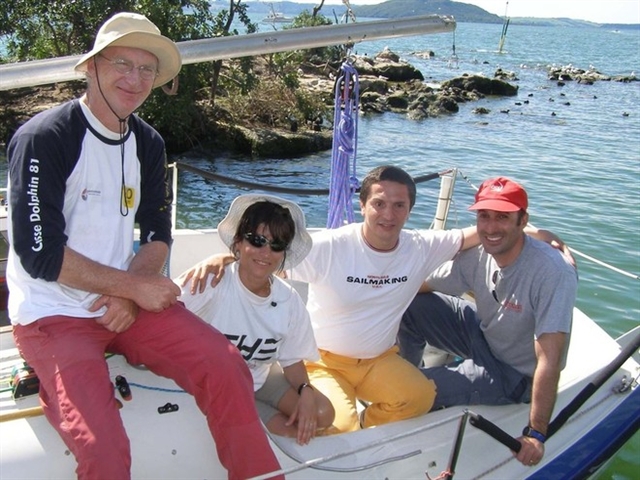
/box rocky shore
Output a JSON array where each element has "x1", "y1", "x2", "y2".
[
  {"x1": 2, "y1": 50, "x2": 633, "y2": 157},
  {"x1": 547, "y1": 65, "x2": 637, "y2": 85},
  {"x1": 209, "y1": 49, "x2": 521, "y2": 157}
]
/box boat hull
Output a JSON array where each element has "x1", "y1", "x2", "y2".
[
  {"x1": 1, "y1": 302, "x2": 638, "y2": 479},
  {"x1": 528, "y1": 386, "x2": 640, "y2": 479}
]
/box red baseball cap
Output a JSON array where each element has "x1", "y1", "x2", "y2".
[{"x1": 468, "y1": 177, "x2": 528, "y2": 212}]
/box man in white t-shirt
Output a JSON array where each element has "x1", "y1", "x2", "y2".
[
  {"x1": 6, "y1": 13, "x2": 281, "y2": 479},
  {"x1": 286, "y1": 166, "x2": 478, "y2": 432}
]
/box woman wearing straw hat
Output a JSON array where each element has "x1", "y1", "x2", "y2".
[
  {"x1": 6, "y1": 12, "x2": 281, "y2": 479},
  {"x1": 178, "y1": 194, "x2": 335, "y2": 445}
]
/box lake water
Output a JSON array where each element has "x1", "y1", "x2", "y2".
[
  {"x1": 172, "y1": 21, "x2": 640, "y2": 329},
  {"x1": 1, "y1": 19, "x2": 638, "y2": 478}
]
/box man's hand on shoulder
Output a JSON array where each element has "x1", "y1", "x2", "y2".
[
  {"x1": 175, "y1": 254, "x2": 234, "y2": 294},
  {"x1": 525, "y1": 227, "x2": 577, "y2": 269}
]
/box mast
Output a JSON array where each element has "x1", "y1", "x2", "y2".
[
  {"x1": 0, "y1": 15, "x2": 455, "y2": 91},
  {"x1": 498, "y1": 1, "x2": 510, "y2": 54}
]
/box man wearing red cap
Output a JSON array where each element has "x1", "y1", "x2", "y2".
[{"x1": 399, "y1": 177, "x2": 578, "y2": 467}]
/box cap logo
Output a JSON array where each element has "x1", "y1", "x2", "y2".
[{"x1": 489, "y1": 181, "x2": 505, "y2": 192}]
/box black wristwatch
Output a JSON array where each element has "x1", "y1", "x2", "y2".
[
  {"x1": 297, "y1": 382, "x2": 313, "y2": 395},
  {"x1": 522, "y1": 426, "x2": 547, "y2": 443}
]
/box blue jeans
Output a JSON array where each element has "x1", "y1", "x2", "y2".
[{"x1": 398, "y1": 292, "x2": 531, "y2": 410}]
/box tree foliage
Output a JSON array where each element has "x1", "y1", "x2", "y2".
[
  {"x1": 286, "y1": 10, "x2": 339, "y2": 62},
  {"x1": 230, "y1": 10, "x2": 338, "y2": 132},
  {"x1": 0, "y1": 1, "x2": 342, "y2": 154},
  {"x1": 0, "y1": 0, "x2": 257, "y2": 152},
  {"x1": 0, "y1": 1, "x2": 231, "y2": 60},
  {"x1": 269, "y1": 10, "x2": 343, "y2": 86},
  {"x1": 0, "y1": 0, "x2": 121, "y2": 60}
]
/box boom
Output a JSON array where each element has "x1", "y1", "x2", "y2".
[{"x1": 0, "y1": 15, "x2": 455, "y2": 91}]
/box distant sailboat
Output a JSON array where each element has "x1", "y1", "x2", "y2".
[
  {"x1": 261, "y1": 3, "x2": 292, "y2": 25},
  {"x1": 498, "y1": 1, "x2": 510, "y2": 53}
]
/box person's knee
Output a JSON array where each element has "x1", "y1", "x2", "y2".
[
  {"x1": 402, "y1": 292, "x2": 443, "y2": 331},
  {"x1": 410, "y1": 291, "x2": 442, "y2": 309},
  {"x1": 316, "y1": 395, "x2": 336, "y2": 428},
  {"x1": 402, "y1": 375, "x2": 437, "y2": 415},
  {"x1": 406, "y1": 292, "x2": 431, "y2": 316}
]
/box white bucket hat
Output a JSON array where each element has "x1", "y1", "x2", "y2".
[
  {"x1": 218, "y1": 194, "x2": 313, "y2": 270},
  {"x1": 74, "y1": 12, "x2": 181, "y2": 88}
]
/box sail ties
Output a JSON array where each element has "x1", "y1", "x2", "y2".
[{"x1": 327, "y1": 58, "x2": 360, "y2": 229}]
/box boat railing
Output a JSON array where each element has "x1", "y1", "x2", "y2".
[
  {"x1": 168, "y1": 162, "x2": 640, "y2": 283},
  {"x1": 250, "y1": 410, "x2": 465, "y2": 479},
  {"x1": 168, "y1": 161, "x2": 457, "y2": 230},
  {"x1": 0, "y1": 15, "x2": 456, "y2": 91},
  {"x1": 454, "y1": 170, "x2": 640, "y2": 282}
]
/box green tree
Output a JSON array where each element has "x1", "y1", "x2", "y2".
[
  {"x1": 207, "y1": 0, "x2": 257, "y2": 105},
  {"x1": 0, "y1": 0, "x2": 257, "y2": 152},
  {"x1": 0, "y1": 0, "x2": 231, "y2": 60},
  {"x1": 286, "y1": 10, "x2": 341, "y2": 63},
  {"x1": 0, "y1": 1, "x2": 347, "y2": 155},
  {"x1": 267, "y1": 10, "x2": 342, "y2": 87},
  {"x1": 215, "y1": 9, "x2": 340, "y2": 136}
]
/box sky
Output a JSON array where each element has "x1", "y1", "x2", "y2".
[
  {"x1": 310, "y1": 0, "x2": 640, "y2": 25},
  {"x1": 455, "y1": 0, "x2": 640, "y2": 24}
]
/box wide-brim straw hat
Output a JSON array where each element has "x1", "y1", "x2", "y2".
[
  {"x1": 218, "y1": 194, "x2": 313, "y2": 270},
  {"x1": 74, "y1": 12, "x2": 181, "y2": 88}
]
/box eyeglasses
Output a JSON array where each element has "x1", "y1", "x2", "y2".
[
  {"x1": 98, "y1": 53, "x2": 158, "y2": 81},
  {"x1": 491, "y1": 269, "x2": 501, "y2": 303},
  {"x1": 243, "y1": 233, "x2": 288, "y2": 253}
]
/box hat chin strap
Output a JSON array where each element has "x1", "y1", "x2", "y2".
[
  {"x1": 93, "y1": 56, "x2": 129, "y2": 126},
  {"x1": 93, "y1": 56, "x2": 130, "y2": 217}
]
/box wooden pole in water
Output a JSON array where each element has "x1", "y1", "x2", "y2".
[{"x1": 498, "y1": 1, "x2": 510, "y2": 53}]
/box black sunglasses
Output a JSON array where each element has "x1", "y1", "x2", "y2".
[{"x1": 243, "y1": 233, "x2": 288, "y2": 252}]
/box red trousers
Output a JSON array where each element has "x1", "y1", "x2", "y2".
[{"x1": 13, "y1": 304, "x2": 283, "y2": 480}]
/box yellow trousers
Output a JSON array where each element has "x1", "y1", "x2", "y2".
[{"x1": 306, "y1": 346, "x2": 436, "y2": 433}]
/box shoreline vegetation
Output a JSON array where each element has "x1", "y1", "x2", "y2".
[
  {"x1": 1, "y1": 50, "x2": 636, "y2": 158},
  {"x1": 0, "y1": 1, "x2": 637, "y2": 157}
]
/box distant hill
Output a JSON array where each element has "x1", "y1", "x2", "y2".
[
  {"x1": 241, "y1": 1, "x2": 640, "y2": 28},
  {"x1": 243, "y1": 0, "x2": 501, "y2": 23},
  {"x1": 352, "y1": 0, "x2": 502, "y2": 23},
  {"x1": 493, "y1": 17, "x2": 639, "y2": 29}
]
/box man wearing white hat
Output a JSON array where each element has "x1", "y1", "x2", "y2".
[{"x1": 6, "y1": 12, "x2": 281, "y2": 479}]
